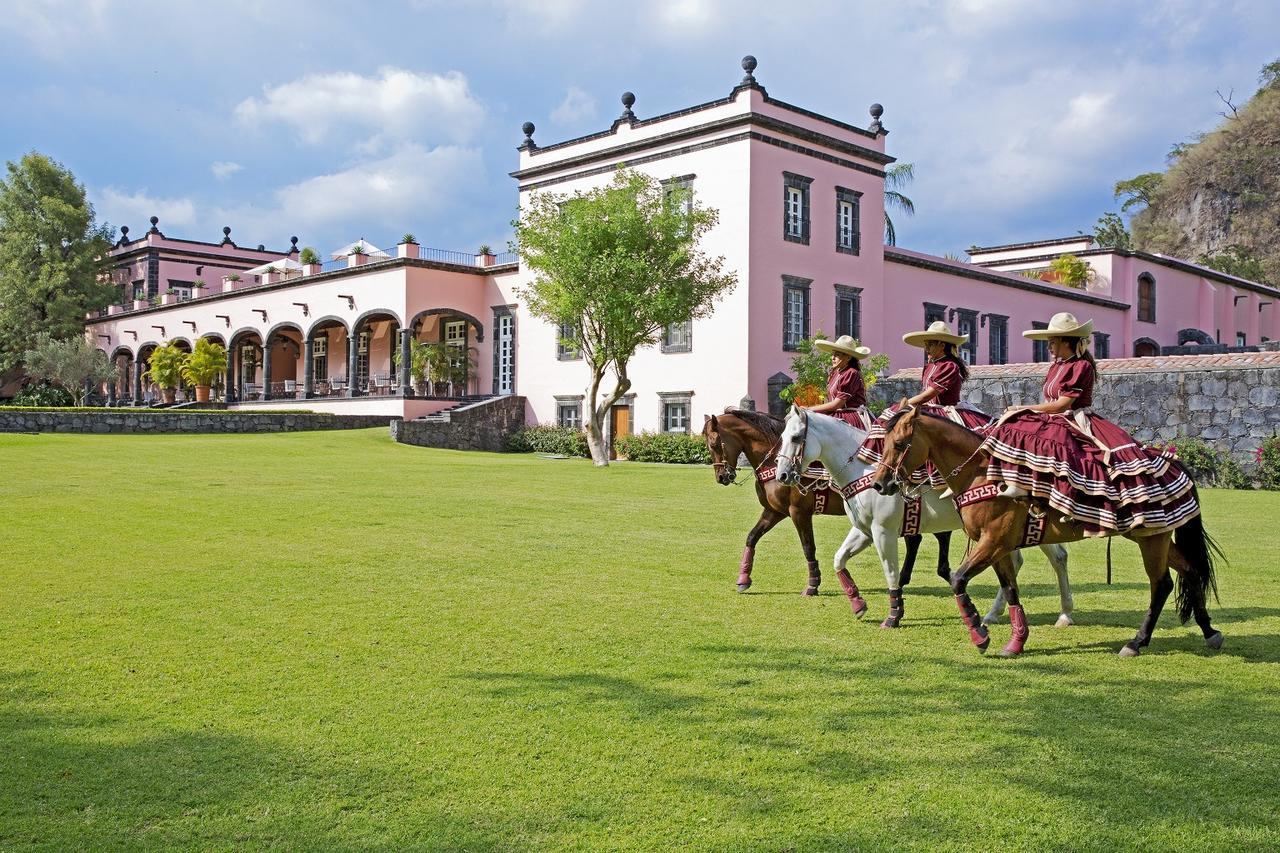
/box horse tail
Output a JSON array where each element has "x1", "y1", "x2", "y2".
[{"x1": 1173, "y1": 504, "x2": 1223, "y2": 625}]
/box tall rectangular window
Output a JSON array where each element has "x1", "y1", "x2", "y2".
[
  {"x1": 312, "y1": 336, "x2": 328, "y2": 383},
  {"x1": 1092, "y1": 331, "x2": 1110, "y2": 359},
  {"x1": 1032, "y1": 321, "x2": 1049, "y2": 363},
  {"x1": 1236, "y1": 331, "x2": 1247, "y2": 347},
  {"x1": 661, "y1": 320, "x2": 692, "y2": 353},
  {"x1": 495, "y1": 311, "x2": 515, "y2": 395},
  {"x1": 556, "y1": 320, "x2": 580, "y2": 360},
  {"x1": 782, "y1": 276, "x2": 812, "y2": 351},
  {"x1": 955, "y1": 309, "x2": 978, "y2": 364},
  {"x1": 783, "y1": 172, "x2": 812, "y2": 244},
  {"x1": 659, "y1": 393, "x2": 693, "y2": 434},
  {"x1": 835, "y1": 187, "x2": 862, "y2": 255},
  {"x1": 1137, "y1": 274, "x2": 1156, "y2": 322},
  {"x1": 835, "y1": 285, "x2": 862, "y2": 340},
  {"x1": 356, "y1": 330, "x2": 370, "y2": 388},
  {"x1": 662, "y1": 174, "x2": 695, "y2": 215},
  {"x1": 988, "y1": 315, "x2": 1008, "y2": 365}
]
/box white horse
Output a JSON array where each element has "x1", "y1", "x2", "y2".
[{"x1": 774, "y1": 407, "x2": 1074, "y2": 628}]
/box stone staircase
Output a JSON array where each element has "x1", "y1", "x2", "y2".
[
  {"x1": 415, "y1": 394, "x2": 495, "y2": 421},
  {"x1": 391, "y1": 395, "x2": 526, "y2": 451}
]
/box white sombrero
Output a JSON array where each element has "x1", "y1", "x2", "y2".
[
  {"x1": 1023, "y1": 312, "x2": 1094, "y2": 340},
  {"x1": 902, "y1": 320, "x2": 968, "y2": 348},
  {"x1": 813, "y1": 335, "x2": 872, "y2": 360}
]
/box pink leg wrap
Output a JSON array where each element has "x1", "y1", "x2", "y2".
[
  {"x1": 1003, "y1": 604, "x2": 1029, "y2": 656},
  {"x1": 955, "y1": 594, "x2": 991, "y2": 651},
  {"x1": 737, "y1": 546, "x2": 755, "y2": 588},
  {"x1": 836, "y1": 569, "x2": 868, "y2": 618}
]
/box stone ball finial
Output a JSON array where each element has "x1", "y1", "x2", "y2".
[
  {"x1": 120, "y1": 225, "x2": 129, "y2": 239},
  {"x1": 148, "y1": 215, "x2": 160, "y2": 234},
  {"x1": 869, "y1": 103, "x2": 885, "y2": 133},
  {"x1": 741, "y1": 55, "x2": 758, "y2": 84},
  {"x1": 257, "y1": 243, "x2": 266, "y2": 251},
  {"x1": 223, "y1": 226, "x2": 232, "y2": 236},
  {"x1": 290, "y1": 235, "x2": 299, "y2": 248},
  {"x1": 522, "y1": 121, "x2": 535, "y2": 138},
  {"x1": 620, "y1": 91, "x2": 636, "y2": 121}
]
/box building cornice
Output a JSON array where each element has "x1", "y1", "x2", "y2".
[
  {"x1": 884, "y1": 248, "x2": 1130, "y2": 310},
  {"x1": 111, "y1": 236, "x2": 291, "y2": 256},
  {"x1": 109, "y1": 246, "x2": 292, "y2": 266},
  {"x1": 967, "y1": 235, "x2": 1094, "y2": 255},
  {"x1": 972, "y1": 247, "x2": 1280, "y2": 299},
  {"x1": 85, "y1": 257, "x2": 518, "y2": 327},
  {"x1": 511, "y1": 112, "x2": 893, "y2": 183}
]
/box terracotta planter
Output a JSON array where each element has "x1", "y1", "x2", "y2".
[
  {"x1": 162, "y1": 388, "x2": 177, "y2": 404},
  {"x1": 303, "y1": 263, "x2": 322, "y2": 275},
  {"x1": 195, "y1": 385, "x2": 211, "y2": 403}
]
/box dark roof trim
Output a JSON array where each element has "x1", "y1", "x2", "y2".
[
  {"x1": 967, "y1": 235, "x2": 1094, "y2": 254},
  {"x1": 884, "y1": 249, "x2": 1130, "y2": 309},
  {"x1": 524, "y1": 83, "x2": 879, "y2": 157},
  {"x1": 85, "y1": 257, "x2": 517, "y2": 327},
  {"x1": 517, "y1": 128, "x2": 886, "y2": 193},
  {"x1": 973, "y1": 247, "x2": 1280, "y2": 298},
  {"x1": 109, "y1": 246, "x2": 290, "y2": 266},
  {"x1": 111, "y1": 236, "x2": 291, "y2": 256},
  {"x1": 511, "y1": 112, "x2": 892, "y2": 181}
]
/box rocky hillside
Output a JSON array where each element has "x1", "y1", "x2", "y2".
[{"x1": 1132, "y1": 67, "x2": 1280, "y2": 284}]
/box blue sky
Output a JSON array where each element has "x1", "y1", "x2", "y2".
[{"x1": 1, "y1": 0, "x2": 1276, "y2": 258}]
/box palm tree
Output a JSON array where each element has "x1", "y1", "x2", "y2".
[{"x1": 884, "y1": 162, "x2": 916, "y2": 246}]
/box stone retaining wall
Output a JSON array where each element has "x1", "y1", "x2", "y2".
[
  {"x1": 868, "y1": 352, "x2": 1280, "y2": 461},
  {"x1": 0, "y1": 409, "x2": 397, "y2": 434},
  {"x1": 391, "y1": 395, "x2": 526, "y2": 452}
]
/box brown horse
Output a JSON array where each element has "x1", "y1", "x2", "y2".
[
  {"x1": 703, "y1": 408, "x2": 951, "y2": 596},
  {"x1": 870, "y1": 403, "x2": 1222, "y2": 657}
]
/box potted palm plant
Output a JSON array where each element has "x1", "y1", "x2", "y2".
[
  {"x1": 475, "y1": 244, "x2": 496, "y2": 267},
  {"x1": 144, "y1": 342, "x2": 188, "y2": 404},
  {"x1": 397, "y1": 233, "x2": 420, "y2": 259},
  {"x1": 348, "y1": 243, "x2": 369, "y2": 267},
  {"x1": 181, "y1": 338, "x2": 228, "y2": 403},
  {"x1": 299, "y1": 247, "x2": 322, "y2": 274}
]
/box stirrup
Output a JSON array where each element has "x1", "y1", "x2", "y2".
[{"x1": 1027, "y1": 501, "x2": 1047, "y2": 520}]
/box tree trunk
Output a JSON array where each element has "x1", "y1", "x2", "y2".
[{"x1": 584, "y1": 362, "x2": 632, "y2": 467}]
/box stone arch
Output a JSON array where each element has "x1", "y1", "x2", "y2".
[
  {"x1": 228, "y1": 326, "x2": 263, "y2": 348},
  {"x1": 353, "y1": 308, "x2": 403, "y2": 331},
  {"x1": 408, "y1": 308, "x2": 485, "y2": 342},
  {"x1": 306, "y1": 315, "x2": 350, "y2": 339},
  {"x1": 1178, "y1": 328, "x2": 1214, "y2": 346},
  {"x1": 110, "y1": 345, "x2": 134, "y2": 361},
  {"x1": 199, "y1": 332, "x2": 227, "y2": 346},
  {"x1": 1133, "y1": 336, "x2": 1160, "y2": 358},
  {"x1": 168, "y1": 336, "x2": 193, "y2": 350}
]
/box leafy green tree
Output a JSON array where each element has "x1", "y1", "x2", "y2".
[
  {"x1": 0, "y1": 152, "x2": 114, "y2": 373},
  {"x1": 515, "y1": 169, "x2": 737, "y2": 465},
  {"x1": 1113, "y1": 172, "x2": 1163, "y2": 213},
  {"x1": 779, "y1": 332, "x2": 889, "y2": 405},
  {"x1": 1198, "y1": 245, "x2": 1268, "y2": 282},
  {"x1": 21, "y1": 333, "x2": 115, "y2": 405},
  {"x1": 1093, "y1": 212, "x2": 1132, "y2": 250},
  {"x1": 884, "y1": 163, "x2": 916, "y2": 246},
  {"x1": 1258, "y1": 57, "x2": 1280, "y2": 95}
]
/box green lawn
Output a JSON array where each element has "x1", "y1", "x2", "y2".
[{"x1": 2, "y1": 428, "x2": 1279, "y2": 850}]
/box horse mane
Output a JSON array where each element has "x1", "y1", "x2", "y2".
[{"x1": 721, "y1": 407, "x2": 784, "y2": 441}]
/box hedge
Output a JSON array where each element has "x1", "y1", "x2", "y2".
[
  {"x1": 615, "y1": 431, "x2": 711, "y2": 464},
  {"x1": 506, "y1": 424, "x2": 591, "y2": 457}
]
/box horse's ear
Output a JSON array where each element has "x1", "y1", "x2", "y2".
[{"x1": 707, "y1": 414, "x2": 718, "y2": 429}]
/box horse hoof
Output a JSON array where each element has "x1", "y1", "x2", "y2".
[
  {"x1": 802, "y1": 586, "x2": 819, "y2": 597},
  {"x1": 850, "y1": 597, "x2": 869, "y2": 619},
  {"x1": 1118, "y1": 644, "x2": 1140, "y2": 658},
  {"x1": 736, "y1": 583, "x2": 751, "y2": 593},
  {"x1": 1206, "y1": 631, "x2": 1225, "y2": 650},
  {"x1": 981, "y1": 614, "x2": 1001, "y2": 626},
  {"x1": 879, "y1": 617, "x2": 900, "y2": 629},
  {"x1": 1054, "y1": 614, "x2": 1074, "y2": 628},
  {"x1": 1000, "y1": 645, "x2": 1022, "y2": 657},
  {"x1": 976, "y1": 637, "x2": 990, "y2": 655}
]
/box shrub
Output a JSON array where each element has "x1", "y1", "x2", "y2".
[
  {"x1": 507, "y1": 424, "x2": 590, "y2": 457},
  {"x1": 299, "y1": 247, "x2": 321, "y2": 265},
  {"x1": 1046, "y1": 253, "x2": 1092, "y2": 288},
  {"x1": 8, "y1": 383, "x2": 74, "y2": 407},
  {"x1": 1219, "y1": 456, "x2": 1251, "y2": 490},
  {"x1": 1256, "y1": 434, "x2": 1280, "y2": 490},
  {"x1": 182, "y1": 338, "x2": 227, "y2": 387},
  {"x1": 614, "y1": 431, "x2": 711, "y2": 464},
  {"x1": 1164, "y1": 436, "x2": 1220, "y2": 483}
]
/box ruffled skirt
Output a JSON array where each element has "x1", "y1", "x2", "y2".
[
  {"x1": 979, "y1": 409, "x2": 1198, "y2": 535},
  {"x1": 858, "y1": 403, "x2": 993, "y2": 488},
  {"x1": 832, "y1": 407, "x2": 873, "y2": 432}
]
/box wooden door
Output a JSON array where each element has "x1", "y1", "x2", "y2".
[{"x1": 609, "y1": 405, "x2": 630, "y2": 460}]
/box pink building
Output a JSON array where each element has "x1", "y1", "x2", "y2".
[{"x1": 85, "y1": 56, "x2": 1280, "y2": 435}]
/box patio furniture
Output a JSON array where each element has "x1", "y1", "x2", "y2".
[
  {"x1": 329, "y1": 377, "x2": 347, "y2": 395},
  {"x1": 371, "y1": 374, "x2": 390, "y2": 395}
]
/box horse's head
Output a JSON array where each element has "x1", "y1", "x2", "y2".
[
  {"x1": 703, "y1": 414, "x2": 742, "y2": 486},
  {"x1": 872, "y1": 399, "x2": 930, "y2": 496},
  {"x1": 775, "y1": 405, "x2": 814, "y2": 486}
]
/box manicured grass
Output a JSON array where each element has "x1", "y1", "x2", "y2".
[{"x1": 2, "y1": 428, "x2": 1279, "y2": 850}]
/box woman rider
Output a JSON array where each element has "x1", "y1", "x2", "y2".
[
  {"x1": 980, "y1": 312, "x2": 1197, "y2": 535},
  {"x1": 806, "y1": 335, "x2": 873, "y2": 431},
  {"x1": 858, "y1": 321, "x2": 990, "y2": 488}
]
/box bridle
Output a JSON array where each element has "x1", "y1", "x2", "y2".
[
  {"x1": 707, "y1": 429, "x2": 746, "y2": 486},
  {"x1": 778, "y1": 411, "x2": 821, "y2": 494},
  {"x1": 880, "y1": 411, "x2": 927, "y2": 499}
]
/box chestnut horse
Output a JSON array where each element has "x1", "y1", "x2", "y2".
[
  {"x1": 703, "y1": 408, "x2": 951, "y2": 596},
  {"x1": 871, "y1": 404, "x2": 1222, "y2": 657}
]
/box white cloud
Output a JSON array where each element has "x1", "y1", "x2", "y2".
[
  {"x1": 97, "y1": 188, "x2": 198, "y2": 231},
  {"x1": 233, "y1": 67, "x2": 485, "y2": 145},
  {"x1": 0, "y1": 0, "x2": 112, "y2": 57},
  {"x1": 216, "y1": 144, "x2": 484, "y2": 241},
  {"x1": 550, "y1": 86, "x2": 597, "y2": 126},
  {"x1": 211, "y1": 161, "x2": 243, "y2": 180},
  {"x1": 655, "y1": 0, "x2": 720, "y2": 29}
]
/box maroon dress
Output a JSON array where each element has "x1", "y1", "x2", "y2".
[
  {"x1": 859, "y1": 357, "x2": 991, "y2": 486},
  {"x1": 827, "y1": 364, "x2": 871, "y2": 430},
  {"x1": 979, "y1": 357, "x2": 1198, "y2": 535}
]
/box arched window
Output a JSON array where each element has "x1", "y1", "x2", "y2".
[{"x1": 1137, "y1": 273, "x2": 1156, "y2": 323}]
